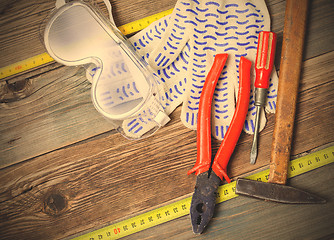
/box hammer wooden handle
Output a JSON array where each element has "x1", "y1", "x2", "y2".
[{"x1": 269, "y1": 0, "x2": 309, "y2": 185}]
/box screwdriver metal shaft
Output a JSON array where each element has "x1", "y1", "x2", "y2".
[
  {"x1": 250, "y1": 89, "x2": 268, "y2": 164},
  {"x1": 250, "y1": 31, "x2": 277, "y2": 164},
  {"x1": 250, "y1": 105, "x2": 261, "y2": 164}
]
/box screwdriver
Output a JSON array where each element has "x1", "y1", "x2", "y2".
[{"x1": 250, "y1": 31, "x2": 277, "y2": 164}]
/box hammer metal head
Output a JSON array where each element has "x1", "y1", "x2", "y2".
[{"x1": 235, "y1": 178, "x2": 326, "y2": 204}]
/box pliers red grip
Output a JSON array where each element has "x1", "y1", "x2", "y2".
[
  {"x1": 188, "y1": 53, "x2": 251, "y2": 182},
  {"x1": 189, "y1": 53, "x2": 251, "y2": 234}
]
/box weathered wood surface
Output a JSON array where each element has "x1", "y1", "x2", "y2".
[
  {"x1": 0, "y1": 0, "x2": 333, "y2": 168},
  {"x1": 0, "y1": 0, "x2": 333, "y2": 239},
  {"x1": 0, "y1": 0, "x2": 177, "y2": 68},
  {"x1": 0, "y1": 0, "x2": 178, "y2": 168},
  {"x1": 128, "y1": 162, "x2": 334, "y2": 239}
]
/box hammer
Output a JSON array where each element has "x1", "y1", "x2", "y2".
[{"x1": 235, "y1": 0, "x2": 325, "y2": 204}]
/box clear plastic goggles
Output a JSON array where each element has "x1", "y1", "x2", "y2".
[{"x1": 44, "y1": 1, "x2": 169, "y2": 139}]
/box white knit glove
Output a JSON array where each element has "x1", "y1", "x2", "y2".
[
  {"x1": 145, "y1": 0, "x2": 278, "y2": 140},
  {"x1": 103, "y1": 0, "x2": 279, "y2": 139}
]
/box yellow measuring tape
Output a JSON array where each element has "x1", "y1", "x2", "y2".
[
  {"x1": 118, "y1": 8, "x2": 173, "y2": 36},
  {"x1": 73, "y1": 145, "x2": 334, "y2": 240},
  {"x1": 0, "y1": 8, "x2": 173, "y2": 80}
]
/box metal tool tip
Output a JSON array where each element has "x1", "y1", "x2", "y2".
[
  {"x1": 250, "y1": 106, "x2": 261, "y2": 164},
  {"x1": 250, "y1": 147, "x2": 257, "y2": 164},
  {"x1": 307, "y1": 194, "x2": 326, "y2": 204},
  {"x1": 192, "y1": 226, "x2": 204, "y2": 235}
]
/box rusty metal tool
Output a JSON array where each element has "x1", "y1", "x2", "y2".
[
  {"x1": 250, "y1": 31, "x2": 277, "y2": 165},
  {"x1": 236, "y1": 0, "x2": 326, "y2": 204},
  {"x1": 188, "y1": 53, "x2": 251, "y2": 234}
]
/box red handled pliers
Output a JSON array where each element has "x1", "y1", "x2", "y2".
[{"x1": 188, "y1": 53, "x2": 251, "y2": 234}]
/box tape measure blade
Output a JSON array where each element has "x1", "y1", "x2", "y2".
[
  {"x1": 217, "y1": 146, "x2": 334, "y2": 203},
  {"x1": 111, "y1": 197, "x2": 190, "y2": 238},
  {"x1": 216, "y1": 181, "x2": 238, "y2": 203},
  {"x1": 0, "y1": 52, "x2": 54, "y2": 80},
  {"x1": 71, "y1": 146, "x2": 334, "y2": 239},
  {"x1": 72, "y1": 197, "x2": 191, "y2": 240},
  {"x1": 118, "y1": 8, "x2": 173, "y2": 35},
  {"x1": 288, "y1": 145, "x2": 334, "y2": 178}
]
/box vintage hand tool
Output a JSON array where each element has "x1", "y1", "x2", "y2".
[
  {"x1": 188, "y1": 53, "x2": 251, "y2": 234},
  {"x1": 250, "y1": 31, "x2": 277, "y2": 165},
  {"x1": 236, "y1": 0, "x2": 325, "y2": 204}
]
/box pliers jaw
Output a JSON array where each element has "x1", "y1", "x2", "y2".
[
  {"x1": 190, "y1": 171, "x2": 221, "y2": 234},
  {"x1": 188, "y1": 54, "x2": 251, "y2": 234}
]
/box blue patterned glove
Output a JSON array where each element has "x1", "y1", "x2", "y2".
[
  {"x1": 120, "y1": 17, "x2": 191, "y2": 138},
  {"x1": 146, "y1": 0, "x2": 278, "y2": 140},
  {"x1": 91, "y1": 0, "x2": 279, "y2": 140}
]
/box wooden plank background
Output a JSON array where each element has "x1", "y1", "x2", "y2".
[{"x1": 0, "y1": 0, "x2": 333, "y2": 239}]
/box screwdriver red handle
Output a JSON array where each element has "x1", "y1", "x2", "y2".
[{"x1": 255, "y1": 31, "x2": 277, "y2": 89}]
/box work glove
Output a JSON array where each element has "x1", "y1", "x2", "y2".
[
  {"x1": 90, "y1": 0, "x2": 279, "y2": 140},
  {"x1": 144, "y1": 0, "x2": 278, "y2": 140},
  {"x1": 120, "y1": 18, "x2": 190, "y2": 138}
]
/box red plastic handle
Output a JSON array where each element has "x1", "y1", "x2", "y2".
[
  {"x1": 187, "y1": 54, "x2": 228, "y2": 177},
  {"x1": 212, "y1": 57, "x2": 251, "y2": 182},
  {"x1": 255, "y1": 31, "x2": 277, "y2": 89},
  {"x1": 187, "y1": 55, "x2": 251, "y2": 182}
]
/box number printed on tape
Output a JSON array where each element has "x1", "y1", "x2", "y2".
[{"x1": 74, "y1": 146, "x2": 334, "y2": 239}]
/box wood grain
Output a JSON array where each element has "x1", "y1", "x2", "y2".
[
  {"x1": 1, "y1": 0, "x2": 333, "y2": 168},
  {"x1": 0, "y1": 65, "x2": 114, "y2": 168},
  {"x1": 0, "y1": 0, "x2": 333, "y2": 239},
  {"x1": 0, "y1": 52, "x2": 333, "y2": 238},
  {"x1": 0, "y1": 0, "x2": 177, "y2": 69},
  {"x1": 1, "y1": 48, "x2": 333, "y2": 169},
  {"x1": 126, "y1": 163, "x2": 334, "y2": 239}
]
